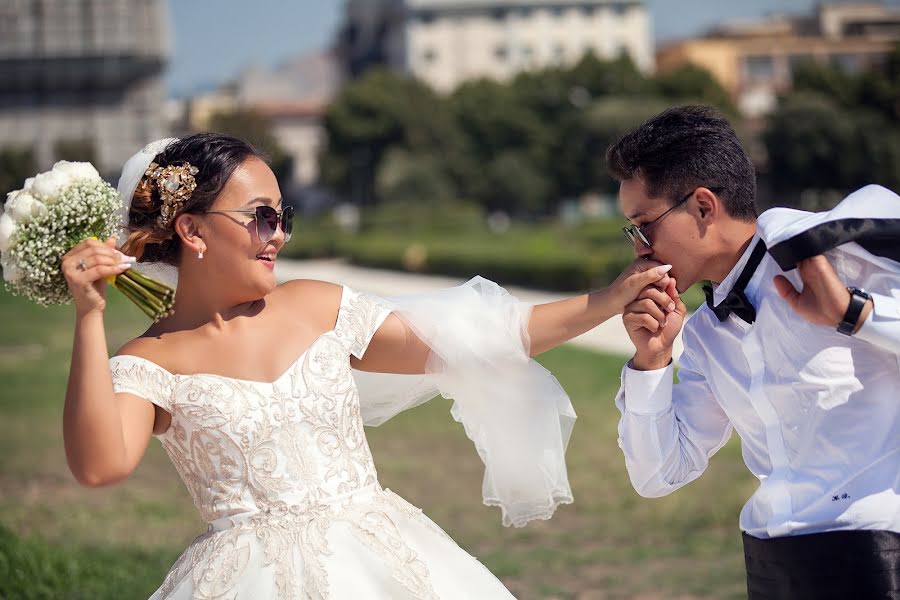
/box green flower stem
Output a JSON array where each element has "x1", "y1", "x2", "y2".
[
  {"x1": 110, "y1": 268, "x2": 175, "y2": 320},
  {"x1": 122, "y1": 269, "x2": 175, "y2": 296},
  {"x1": 115, "y1": 278, "x2": 161, "y2": 315},
  {"x1": 119, "y1": 277, "x2": 167, "y2": 314},
  {"x1": 115, "y1": 273, "x2": 171, "y2": 305},
  {"x1": 114, "y1": 281, "x2": 157, "y2": 319}
]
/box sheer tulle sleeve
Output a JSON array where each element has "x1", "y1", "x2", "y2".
[{"x1": 352, "y1": 276, "x2": 576, "y2": 527}]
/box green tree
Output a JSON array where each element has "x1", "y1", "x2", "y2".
[
  {"x1": 565, "y1": 52, "x2": 654, "y2": 98},
  {"x1": 374, "y1": 148, "x2": 457, "y2": 205},
  {"x1": 791, "y1": 61, "x2": 860, "y2": 109},
  {"x1": 0, "y1": 147, "x2": 37, "y2": 196},
  {"x1": 857, "y1": 42, "x2": 900, "y2": 122},
  {"x1": 765, "y1": 45, "x2": 900, "y2": 197},
  {"x1": 485, "y1": 150, "x2": 552, "y2": 215},
  {"x1": 320, "y1": 69, "x2": 469, "y2": 205},
  {"x1": 765, "y1": 92, "x2": 900, "y2": 193},
  {"x1": 449, "y1": 78, "x2": 551, "y2": 206},
  {"x1": 555, "y1": 97, "x2": 673, "y2": 198},
  {"x1": 654, "y1": 64, "x2": 736, "y2": 114}
]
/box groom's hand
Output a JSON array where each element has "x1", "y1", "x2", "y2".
[
  {"x1": 773, "y1": 254, "x2": 872, "y2": 331},
  {"x1": 624, "y1": 274, "x2": 686, "y2": 371}
]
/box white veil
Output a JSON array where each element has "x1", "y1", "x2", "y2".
[
  {"x1": 115, "y1": 138, "x2": 180, "y2": 288},
  {"x1": 354, "y1": 277, "x2": 576, "y2": 528}
]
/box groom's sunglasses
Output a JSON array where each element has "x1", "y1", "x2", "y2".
[
  {"x1": 622, "y1": 186, "x2": 721, "y2": 250},
  {"x1": 204, "y1": 205, "x2": 294, "y2": 243}
]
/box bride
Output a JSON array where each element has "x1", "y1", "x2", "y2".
[{"x1": 61, "y1": 133, "x2": 676, "y2": 599}]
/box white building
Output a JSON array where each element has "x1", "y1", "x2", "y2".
[
  {"x1": 339, "y1": 0, "x2": 654, "y2": 92},
  {"x1": 0, "y1": 0, "x2": 169, "y2": 175}
]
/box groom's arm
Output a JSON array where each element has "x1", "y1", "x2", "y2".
[
  {"x1": 774, "y1": 254, "x2": 900, "y2": 355},
  {"x1": 615, "y1": 324, "x2": 733, "y2": 498}
]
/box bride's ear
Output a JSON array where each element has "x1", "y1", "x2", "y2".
[{"x1": 173, "y1": 213, "x2": 204, "y2": 256}]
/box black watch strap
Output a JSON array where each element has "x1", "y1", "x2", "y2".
[{"x1": 837, "y1": 287, "x2": 870, "y2": 336}]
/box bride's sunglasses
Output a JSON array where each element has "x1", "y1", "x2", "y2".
[{"x1": 204, "y1": 205, "x2": 294, "y2": 243}]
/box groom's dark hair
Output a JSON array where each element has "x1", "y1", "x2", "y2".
[{"x1": 606, "y1": 105, "x2": 758, "y2": 221}]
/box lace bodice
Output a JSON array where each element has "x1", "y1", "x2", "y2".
[{"x1": 109, "y1": 287, "x2": 393, "y2": 526}]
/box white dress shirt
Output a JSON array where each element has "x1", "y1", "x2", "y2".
[{"x1": 615, "y1": 227, "x2": 900, "y2": 539}]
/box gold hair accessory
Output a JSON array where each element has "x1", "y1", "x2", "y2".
[{"x1": 144, "y1": 162, "x2": 199, "y2": 226}]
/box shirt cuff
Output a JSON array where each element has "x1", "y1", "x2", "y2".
[
  {"x1": 622, "y1": 360, "x2": 675, "y2": 415},
  {"x1": 854, "y1": 292, "x2": 900, "y2": 354}
]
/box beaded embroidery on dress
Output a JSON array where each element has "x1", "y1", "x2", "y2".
[{"x1": 109, "y1": 287, "x2": 514, "y2": 600}]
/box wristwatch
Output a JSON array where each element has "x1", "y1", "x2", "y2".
[{"x1": 837, "y1": 287, "x2": 870, "y2": 336}]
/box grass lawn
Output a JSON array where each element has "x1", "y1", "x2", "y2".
[{"x1": 0, "y1": 283, "x2": 755, "y2": 599}]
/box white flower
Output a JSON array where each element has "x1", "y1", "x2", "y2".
[
  {"x1": 5, "y1": 191, "x2": 46, "y2": 223},
  {"x1": 0, "y1": 212, "x2": 15, "y2": 252},
  {"x1": 22, "y1": 177, "x2": 34, "y2": 191},
  {"x1": 52, "y1": 160, "x2": 100, "y2": 182},
  {"x1": 31, "y1": 169, "x2": 72, "y2": 204},
  {"x1": 1, "y1": 253, "x2": 21, "y2": 283}
]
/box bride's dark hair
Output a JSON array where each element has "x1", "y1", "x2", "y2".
[{"x1": 121, "y1": 133, "x2": 264, "y2": 265}]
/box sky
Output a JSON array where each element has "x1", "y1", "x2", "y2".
[{"x1": 164, "y1": 0, "x2": 899, "y2": 97}]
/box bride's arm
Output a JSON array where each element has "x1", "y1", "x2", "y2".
[
  {"x1": 526, "y1": 260, "x2": 675, "y2": 356},
  {"x1": 61, "y1": 239, "x2": 156, "y2": 487},
  {"x1": 352, "y1": 260, "x2": 675, "y2": 374},
  {"x1": 351, "y1": 313, "x2": 432, "y2": 374}
]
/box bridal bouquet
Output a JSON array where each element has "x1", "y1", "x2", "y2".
[{"x1": 0, "y1": 161, "x2": 175, "y2": 320}]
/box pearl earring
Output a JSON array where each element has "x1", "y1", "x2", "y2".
[{"x1": 198, "y1": 249, "x2": 204, "y2": 259}]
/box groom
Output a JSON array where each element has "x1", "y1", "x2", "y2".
[{"x1": 608, "y1": 105, "x2": 900, "y2": 599}]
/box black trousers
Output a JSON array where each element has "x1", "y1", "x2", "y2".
[{"x1": 743, "y1": 530, "x2": 900, "y2": 599}]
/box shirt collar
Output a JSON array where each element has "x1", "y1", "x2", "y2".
[{"x1": 711, "y1": 233, "x2": 764, "y2": 306}]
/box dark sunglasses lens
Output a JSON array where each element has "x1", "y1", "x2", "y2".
[
  {"x1": 255, "y1": 206, "x2": 278, "y2": 242},
  {"x1": 282, "y1": 206, "x2": 294, "y2": 242}
]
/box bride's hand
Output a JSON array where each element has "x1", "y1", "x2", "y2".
[
  {"x1": 61, "y1": 237, "x2": 134, "y2": 317},
  {"x1": 623, "y1": 275, "x2": 686, "y2": 370},
  {"x1": 607, "y1": 258, "x2": 674, "y2": 310}
]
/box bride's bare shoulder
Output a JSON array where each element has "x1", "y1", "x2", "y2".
[
  {"x1": 276, "y1": 278, "x2": 342, "y2": 298},
  {"x1": 274, "y1": 279, "x2": 344, "y2": 322},
  {"x1": 113, "y1": 330, "x2": 179, "y2": 369}
]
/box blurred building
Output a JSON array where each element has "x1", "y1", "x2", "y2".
[
  {"x1": 657, "y1": 1, "x2": 900, "y2": 117},
  {"x1": 175, "y1": 51, "x2": 340, "y2": 197},
  {"x1": 0, "y1": 0, "x2": 169, "y2": 175},
  {"x1": 338, "y1": 0, "x2": 654, "y2": 92}
]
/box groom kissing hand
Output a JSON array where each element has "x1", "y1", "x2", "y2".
[{"x1": 608, "y1": 105, "x2": 900, "y2": 600}]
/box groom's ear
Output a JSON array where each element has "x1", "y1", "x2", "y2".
[{"x1": 694, "y1": 187, "x2": 720, "y2": 223}]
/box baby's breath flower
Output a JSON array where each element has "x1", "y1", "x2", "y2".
[
  {"x1": 0, "y1": 163, "x2": 174, "y2": 318},
  {"x1": 2, "y1": 178, "x2": 118, "y2": 304}
]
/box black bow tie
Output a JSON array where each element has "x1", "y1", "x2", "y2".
[{"x1": 702, "y1": 240, "x2": 768, "y2": 324}]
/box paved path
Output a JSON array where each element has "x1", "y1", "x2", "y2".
[{"x1": 275, "y1": 258, "x2": 684, "y2": 360}]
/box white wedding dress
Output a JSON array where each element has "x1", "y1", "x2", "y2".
[{"x1": 108, "y1": 283, "x2": 575, "y2": 599}]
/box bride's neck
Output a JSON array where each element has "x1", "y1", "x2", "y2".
[{"x1": 157, "y1": 282, "x2": 264, "y2": 333}]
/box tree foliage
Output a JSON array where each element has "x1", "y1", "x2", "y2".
[
  {"x1": 0, "y1": 147, "x2": 37, "y2": 197},
  {"x1": 765, "y1": 43, "x2": 900, "y2": 196},
  {"x1": 320, "y1": 51, "x2": 830, "y2": 215}
]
